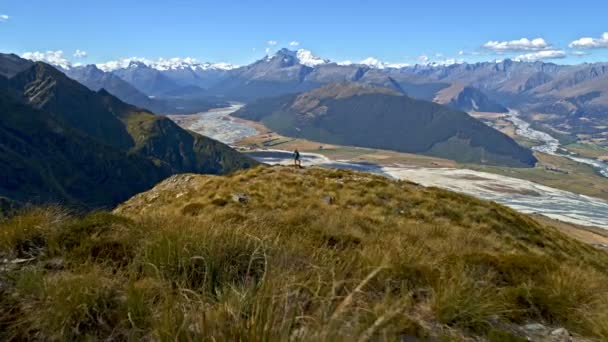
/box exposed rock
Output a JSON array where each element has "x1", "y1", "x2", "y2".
[
  {"x1": 593, "y1": 243, "x2": 608, "y2": 251},
  {"x1": 519, "y1": 323, "x2": 574, "y2": 341}
]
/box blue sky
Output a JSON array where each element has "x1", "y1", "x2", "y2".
[{"x1": 2, "y1": 0, "x2": 608, "y2": 66}]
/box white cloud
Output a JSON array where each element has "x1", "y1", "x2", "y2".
[
  {"x1": 458, "y1": 50, "x2": 464, "y2": 55},
  {"x1": 289, "y1": 41, "x2": 300, "y2": 47},
  {"x1": 357, "y1": 57, "x2": 409, "y2": 69},
  {"x1": 0, "y1": 14, "x2": 9, "y2": 22},
  {"x1": 267, "y1": 40, "x2": 278, "y2": 46},
  {"x1": 265, "y1": 47, "x2": 272, "y2": 54},
  {"x1": 296, "y1": 49, "x2": 328, "y2": 67},
  {"x1": 514, "y1": 50, "x2": 566, "y2": 62},
  {"x1": 73, "y1": 49, "x2": 88, "y2": 58},
  {"x1": 359, "y1": 57, "x2": 384, "y2": 68},
  {"x1": 483, "y1": 38, "x2": 551, "y2": 52},
  {"x1": 417, "y1": 55, "x2": 429, "y2": 63},
  {"x1": 571, "y1": 51, "x2": 590, "y2": 56},
  {"x1": 21, "y1": 50, "x2": 72, "y2": 69},
  {"x1": 569, "y1": 33, "x2": 608, "y2": 49}
]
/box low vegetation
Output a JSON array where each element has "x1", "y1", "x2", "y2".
[{"x1": 1, "y1": 166, "x2": 608, "y2": 340}]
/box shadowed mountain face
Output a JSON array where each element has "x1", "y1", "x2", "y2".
[
  {"x1": 0, "y1": 61, "x2": 257, "y2": 209},
  {"x1": 64, "y1": 64, "x2": 229, "y2": 114},
  {"x1": 0, "y1": 53, "x2": 34, "y2": 78},
  {"x1": 434, "y1": 84, "x2": 508, "y2": 113},
  {"x1": 234, "y1": 83, "x2": 537, "y2": 167},
  {"x1": 64, "y1": 65, "x2": 160, "y2": 111},
  {"x1": 110, "y1": 62, "x2": 179, "y2": 96}
]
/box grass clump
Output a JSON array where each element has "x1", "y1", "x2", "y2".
[{"x1": 1, "y1": 165, "x2": 608, "y2": 340}]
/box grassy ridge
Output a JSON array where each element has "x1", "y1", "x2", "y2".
[{"x1": 1, "y1": 166, "x2": 608, "y2": 340}]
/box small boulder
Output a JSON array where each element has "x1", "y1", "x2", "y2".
[
  {"x1": 11, "y1": 257, "x2": 36, "y2": 265},
  {"x1": 550, "y1": 328, "x2": 571, "y2": 342},
  {"x1": 322, "y1": 196, "x2": 335, "y2": 205},
  {"x1": 523, "y1": 323, "x2": 546, "y2": 332},
  {"x1": 44, "y1": 257, "x2": 65, "y2": 271},
  {"x1": 232, "y1": 193, "x2": 249, "y2": 204}
]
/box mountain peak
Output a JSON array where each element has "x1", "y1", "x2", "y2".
[{"x1": 267, "y1": 48, "x2": 329, "y2": 67}]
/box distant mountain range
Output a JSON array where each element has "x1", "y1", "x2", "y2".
[
  {"x1": 23, "y1": 49, "x2": 606, "y2": 136},
  {"x1": 11, "y1": 48, "x2": 608, "y2": 167},
  {"x1": 233, "y1": 82, "x2": 537, "y2": 167},
  {"x1": 0, "y1": 55, "x2": 256, "y2": 209},
  {"x1": 64, "y1": 64, "x2": 230, "y2": 115}
]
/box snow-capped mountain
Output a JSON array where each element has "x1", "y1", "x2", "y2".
[
  {"x1": 264, "y1": 48, "x2": 329, "y2": 67},
  {"x1": 357, "y1": 57, "x2": 410, "y2": 69},
  {"x1": 96, "y1": 57, "x2": 239, "y2": 72},
  {"x1": 18, "y1": 48, "x2": 608, "y2": 128}
]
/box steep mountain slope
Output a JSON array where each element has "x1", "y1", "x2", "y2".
[
  {"x1": 234, "y1": 83, "x2": 536, "y2": 167},
  {"x1": 434, "y1": 83, "x2": 508, "y2": 113},
  {"x1": 110, "y1": 62, "x2": 180, "y2": 95},
  {"x1": 65, "y1": 65, "x2": 228, "y2": 114},
  {"x1": 403, "y1": 59, "x2": 564, "y2": 95},
  {"x1": 209, "y1": 49, "x2": 318, "y2": 101},
  {"x1": 400, "y1": 60, "x2": 608, "y2": 135},
  {"x1": 0, "y1": 62, "x2": 256, "y2": 208},
  {"x1": 0, "y1": 87, "x2": 168, "y2": 207},
  {"x1": 64, "y1": 65, "x2": 159, "y2": 110},
  {"x1": 2, "y1": 166, "x2": 607, "y2": 340},
  {"x1": 10, "y1": 63, "x2": 135, "y2": 149}
]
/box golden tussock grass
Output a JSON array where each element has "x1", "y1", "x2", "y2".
[{"x1": 1, "y1": 165, "x2": 607, "y2": 340}]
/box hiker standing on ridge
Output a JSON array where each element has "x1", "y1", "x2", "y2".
[{"x1": 293, "y1": 149, "x2": 302, "y2": 168}]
